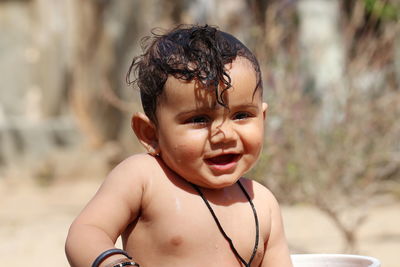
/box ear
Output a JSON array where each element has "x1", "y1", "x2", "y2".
[
  {"x1": 131, "y1": 112, "x2": 159, "y2": 155},
  {"x1": 262, "y1": 102, "x2": 268, "y2": 120}
]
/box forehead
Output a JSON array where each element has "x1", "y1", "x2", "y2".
[{"x1": 159, "y1": 58, "x2": 259, "y2": 110}]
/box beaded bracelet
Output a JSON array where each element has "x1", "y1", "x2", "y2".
[
  {"x1": 104, "y1": 256, "x2": 140, "y2": 267},
  {"x1": 110, "y1": 260, "x2": 140, "y2": 267},
  {"x1": 92, "y1": 248, "x2": 133, "y2": 267}
]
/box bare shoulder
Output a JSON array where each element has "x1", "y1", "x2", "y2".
[
  {"x1": 95, "y1": 153, "x2": 162, "y2": 209},
  {"x1": 104, "y1": 153, "x2": 158, "y2": 186},
  {"x1": 110, "y1": 153, "x2": 159, "y2": 176},
  {"x1": 240, "y1": 178, "x2": 279, "y2": 207}
]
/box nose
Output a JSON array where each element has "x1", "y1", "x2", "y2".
[{"x1": 210, "y1": 119, "x2": 238, "y2": 144}]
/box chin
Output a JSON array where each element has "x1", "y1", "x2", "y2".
[{"x1": 201, "y1": 175, "x2": 241, "y2": 189}]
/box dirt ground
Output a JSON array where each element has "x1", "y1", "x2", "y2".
[{"x1": 0, "y1": 178, "x2": 398, "y2": 267}]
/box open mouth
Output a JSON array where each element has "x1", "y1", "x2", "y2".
[{"x1": 205, "y1": 154, "x2": 241, "y2": 166}]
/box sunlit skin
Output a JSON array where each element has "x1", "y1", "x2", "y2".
[
  {"x1": 65, "y1": 57, "x2": 293, "y2": 267},
  {"x1": 155, "y1": 58, "x2": 266, "y2": 189}
]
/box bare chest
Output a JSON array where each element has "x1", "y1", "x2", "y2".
[{"x1": 123, "y1": 180, "x2": 269, "y2": 267}]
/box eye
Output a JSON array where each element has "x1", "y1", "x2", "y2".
[
  {"x1": 185, "y1": 115, "x2": 210, "y2": 125},
  {"x1": 232, "y1": 111, "x2": 253, "y2": 120}
]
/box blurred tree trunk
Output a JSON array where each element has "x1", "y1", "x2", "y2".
[
  {"x1": 32, "y1": 0, "x2": 69, "y2": 118},
  {"x1": 297, "y1": 0, "x2": 347, "y2": 130},
  {"x1": 246, "y1": 0, "x2": 269, "y2": 26},
  {"x1": 66, "y1": 0, "x2": 188, "y2": 149},
  {"x1": 67, "y1": 0, "x2": 121, "y2": 148},
  {"x1": 395, "y1": 26, "x2": 400, "y2": 88}
]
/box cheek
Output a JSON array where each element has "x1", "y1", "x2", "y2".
[
  {"x1": 245, "y1": 122, "x2": 264, "y2": 139},
  {"x1": 171, "y1": 144, "x2": 199, "y2": 162},
  {"x1": 161, "y1": 131, "x2": 207, "y2": 160},
  {"x1": 160, "y1": 135, "x2": 206, "y2": 175},
  {"x1": 249, "y1": 137, "x2": 263, "y2": 155},
  {"x1": 177, "y1": 134, "x2": 206, "y2": 156},
  {"x1": 243, "y1": 125, "x2": 265, "y2": 154}
]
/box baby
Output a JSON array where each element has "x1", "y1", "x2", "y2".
[{"x1": 65, "y1": 24, "x2": 293, "y2": 267}]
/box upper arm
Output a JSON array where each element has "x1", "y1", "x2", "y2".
[
  {"x1": 71, "y1": 154, "x2": 151, "y2": 242},
  {"x1": 256, "y1": 184, "x2": 293, "y2": 267}
]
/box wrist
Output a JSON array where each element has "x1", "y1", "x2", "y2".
[
  {"x1": 103, "y1": 257, "x2": 140, "y2": 267},
  {"x1": 101, "y1": 255, "x2": 131, "y2": 267},
  {"x1": 92, "y1": 248, "x2": 134, "y2": 267}
]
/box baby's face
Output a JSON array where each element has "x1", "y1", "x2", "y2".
[{"x1": 155, "y1": 58, "x2": 267, "y2": 188}]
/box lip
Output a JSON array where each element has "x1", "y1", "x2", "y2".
[{"x1": 204, "y1": 153, "x2": 241, "y2": 172}]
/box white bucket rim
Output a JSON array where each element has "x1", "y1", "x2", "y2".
[{"x1": 291, "y1": 254, "x2": 381, "y2": 266}]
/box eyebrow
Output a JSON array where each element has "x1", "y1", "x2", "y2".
[
  {"x1": 177, "y1": 103, "x2": 260, "y2": 117},
  {"x1": 232, "y1": 103, "x2": 260, "y2": 110},
  {"x1": 176, "y1": 107, "x2": 213, "y2": 118}
]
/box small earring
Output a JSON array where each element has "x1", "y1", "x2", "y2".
[{"x1": 148, "y1": 146, "x2": 159, "y2": 157}]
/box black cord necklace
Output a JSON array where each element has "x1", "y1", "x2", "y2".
[{"x1": 189, "y1": 180, "x2": 259, "y2": 267}]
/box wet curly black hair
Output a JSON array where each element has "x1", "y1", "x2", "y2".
[{"x1": 127, "y1": 24, "x2": 262, "y2": 123}]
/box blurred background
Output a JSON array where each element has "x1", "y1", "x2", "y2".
[{"x1": 0, "y1": 0, "x2": 399, "y2": 266}]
